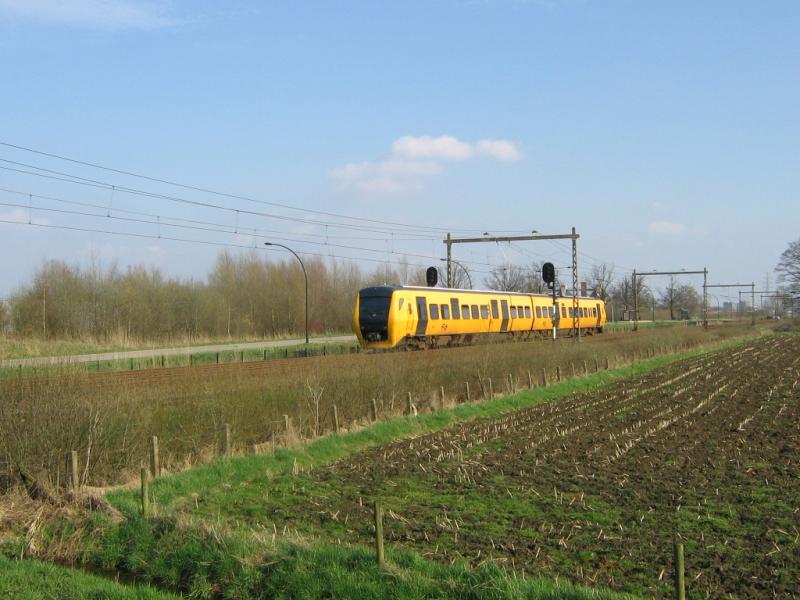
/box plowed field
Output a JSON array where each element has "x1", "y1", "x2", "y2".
[{"x1": 265, "y1": 335, "x2": 799, "y2": 598}]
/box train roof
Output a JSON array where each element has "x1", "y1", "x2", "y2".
[{"x1": 359, "y1": 285, "x2": 599, "y2": 300}]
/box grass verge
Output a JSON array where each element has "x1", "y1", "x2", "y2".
[{"x1": 0, "y1": 554, "x2": 180, "y2": 599}]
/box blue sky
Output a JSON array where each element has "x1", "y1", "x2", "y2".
[{"x1": 1, "y1": 0, "x2": 798, "y2": 302}]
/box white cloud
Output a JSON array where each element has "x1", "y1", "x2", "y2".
[
  {"x1": 648, "y1": 221, "x2": 687, "y2": 236},
  {"x1": 392, "y1": 135, "x2": 474, "y2": 161},
  {"x1": 475, "y1": 139, "x2": 521, "y2": 161},
  {"x1": 0, "y1": 0, "x2": 174, "y2": 29},
  {"x1": 330, "y1": 159, "x2": 443, "y2": 194},
  {"x1": 332, "y1": 134, "x2": 521, "y2": 193},
  {"x1": 0, "y1": 208, "x2": 50, "y2": 226}
]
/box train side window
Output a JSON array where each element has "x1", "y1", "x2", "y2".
[
  {"x1": 491, "y1": 300, "x2": 499, "y2": 319},
  {"x1": 429, "y1": 304, "x2": 439, "y2": 320},
  {"x1": 561, "y1": 306, "x2": 567, "y2": 318},
  {"x1": 525, "y1": 306, "x2": 531, "y2": 318},
  {"x1": 460, "y1": 305, "x2": 469, "y2": 319},
  {"x1": 471, "y1": 305, "x2": 479, "y2": 319},
  {"x1": 441, "y1": 304, "x2": 450, "y2": 319},
  {"x1": 593, "y1": 308, "x2": 597, "y2": 317},
  {"x1": 535, "y1": 306, "x2": 542, "y2": 318},
  {"x1": 510, "y1": 306, "x2": 517, "y2": 318},
  {"x1": 480, "y1": 305, "x2": 489, "y2": 319},
  {"x1": 451, "y1": 298, "x2": 460, "y2": 320}
]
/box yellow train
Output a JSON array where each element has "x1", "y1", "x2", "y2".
[{"x1": 353, "y1": 285, "x2": 607, "y2": 350}]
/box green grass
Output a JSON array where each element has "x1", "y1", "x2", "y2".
[
  {"x1": 74, "y1": 515, "x2": 633, "y2": 600},
  {"x1": 0, "y1": 555, "x2": 180, "y2": 599}
]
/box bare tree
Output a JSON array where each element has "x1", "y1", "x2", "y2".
[
  {"x1": 524, "y1": 262, "x2": 546, "y2": 293},
  {"x1": 776, "y1": 237, "x2": 800, "y2": 298},
  {"x1": 658, "y1": 276, "x2": 681, "y2": 320},
  {"x1": 588, "y1": 263, "x2": 615, "y2": 301},
  {"x1": 659, "y1": 278, "x2": 702, "y2": 320},
  {"x1": 609, "y1": 273, "x2": 652, "y2": 321},
  {"x1": 484, "y1": 265, "x2": 527, "y2": 292}
]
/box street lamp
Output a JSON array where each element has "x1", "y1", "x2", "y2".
[
  {"x1": 439, "y1": 258, "x2": 472, "y2": 289},
  {"x1": 264, "y1": 242, "x2": 308, "y2": 344}
]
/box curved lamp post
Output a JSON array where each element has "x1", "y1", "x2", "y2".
[
  {"x1": 264, "y1": 242, "x2": 308, "y2": 344},
  {"x1": 439, "y1": 258, "x2": 472, "y2": 289}
]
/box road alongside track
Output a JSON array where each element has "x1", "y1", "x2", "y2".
[{"x1": 0, "y1": 335, "x2": 357, "y2": 368}]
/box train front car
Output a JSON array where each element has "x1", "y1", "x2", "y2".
[{"x1": 353, "y1": 286, "x2": 401, "y2": 350}]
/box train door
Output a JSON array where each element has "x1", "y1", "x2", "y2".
[
  {"x1": 595, "y1": 303, "x2": 602, "y2": 329},
  {"x1": 500, "y1": 300, "x2": 509, "y2": 332},
  {"x1": 415, "y1": 296, "x2": 428, "y2": 336}
]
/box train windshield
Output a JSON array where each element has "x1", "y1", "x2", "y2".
[
  {"x1": 359, "y1": 294, "x2": 391, "y2": 341},
  {"x1": 360, "y1": 296, "x2": 390, "y2": 323}
]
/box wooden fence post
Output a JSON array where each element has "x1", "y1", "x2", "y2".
[
  {"x1": 371, "y1": 399, "x2": 378, "y2": 422},
  {"x1": 605, "y1": 356, "x2": 611, "y2": 370},
  {"x1": 149, "y1": 436, "x2": 160, "y2": 478},
  {"x1": 223, "y1": 424, "x2": 231, "y2": 458},
  {"x1": 284, "y1": 414, "x2": 290, "y2": 433},
  {"x1": 141, "y1": 468, "x2": 150, "y2": 517},
  {"x1": 374, "y1": 501, "x2": 385, "y2": 566},
  {"x1": 527, "y1": 370, "x2": 533, "y2": 389},
  {"x1": 216, "y1": 352, "x2": 220, "y2": 364},
  {"x1": 582, "y1": 360, "x2": 588, "y2": 375},
  {"x1": 465, "y1": 381, "x2": 470, "y2": 402},
  {"x1": 556, "y1": 366, "x2": 562, "y2": 382},
  {"x1": 674, "y1": 540, "x2": 686, "y2": 600},
  {"x1": 332, "y1": 405, "x2": 340, "y2": 433},
  {"x1": 594, "y1": 358, "x2": 599, "y2": 373},
  {"x1": 569, "y1": 363, "x2": 575, "y2": 379},
  {"x1": 439, "y1": 386, "x2": 445, "y2": 404},
  {"x1": 68, "y1": 450, "x2": 79, "y2": 491},
  {"x1": 406, "y1": 392, "x2": 414, "y2": 415},
  {"x1": 540, "y1": 368, "x2": 548, "y2": 387},
  {"x1": 487, "y1": 378, "x2": 493, "y2": 399}
]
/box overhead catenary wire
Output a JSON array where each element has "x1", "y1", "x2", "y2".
[
  {"x1": 0, "y1": 162, "x2": 446, "y2": 238},
  {"x1": 0, "y1": 197, "x2": 497, "y2": 270},
  {"x1": 0, "y1": 216, "x2": 495, "y2": 276},
  {"x1": 0, "y1": 185, "x2": 433, "y2": 243},
  {"x1": 0, "y1": 142, "x2": 531, "y2": 235}
]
